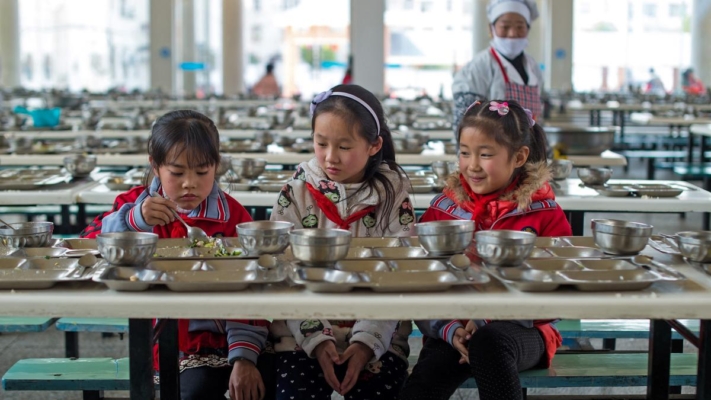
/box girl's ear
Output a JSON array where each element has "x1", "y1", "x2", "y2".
[
  {"x1": 514, "y1": 146, "x2": 530, "y2": 168},
  {"x1": 368, "y1": 136, "x2": 384, "y2": 156}
]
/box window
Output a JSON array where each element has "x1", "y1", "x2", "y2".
[
  {"x1": 19, "y1": 0, "x2": 149, "y2": 91},
  {"x1": 669, "y1": 3, "x2": 685, "y2": 17},
  {"x1": 642, "y1": 2, "x2": 657, "y2": 17},
  {"x1": 421, "y1": 1, "x2": 433, "y2": 12}
]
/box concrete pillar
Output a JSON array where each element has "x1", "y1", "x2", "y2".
[
  {"x1": 472, "y1": 0, "x2": 490, "y2": 54},
  {"x1": 350, "y1": 0, "x2": 385, "y2": 95},
  {"x1": 181, "y1": 0, "x2": 196, "y2": 96},
  {"x1": 0, "y1": 0, "x2": 21, "y2": 88},
  {"x1": 543, "y1": 0, "x2": 573, "y2": 92},
  {"x1": 222, "y1": 0, "x2": 243, "y2": 96},
  {"x1": 150, "y1": 0, "x2": 176, "y2": 95},
  {"x1": 692, "y1": 0, "x2": 711, "y2": 87},
  {"x1": 526, "y1": 0, "x2": 545, "y2": 67}
]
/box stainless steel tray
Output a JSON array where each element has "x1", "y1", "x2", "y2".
[
  {"x1": 291, "y1": 267, "x2": 360, "y2": 293},
  {"x1": 350, "y1": 237, "x2": 402, "y2": 248},
  {"x1": 335, "y1": 260, "x2": 390, "y2": 273},
  {"x1": 0, "y1": 269, "x2": 70, "y2": 289},
  {"x1": 345, "y1": 247, "x2": 374, "y2": 259},
  {"x1": 557, "y1": 270, "x2": 661, "y2": 291},
  {"x1": 577, "y1": 259, "x2": 638, "y2": 271},
  {"x1": 389, "y1": 259, "x2": 449, "y2": 272},
  {"x1": 153, "y1": 247, "x2": 246, "y2": 259},
  {"x1": 0, "y1": 258, "x2": 29, "y2": 269},
  {"x1": 0, "y1": 247, "x2": 22, "y2": 257},
  {"x1": 161, "y1": 270, "x2": 258, "y2": 291},
  {"x1": 147, "y1": 259, "x2": 262, "y2": 272},
  {"x1": 357, "y1": 270, "x2": 461, "y2": 292},
  {"x1": 399, "y1": 237, "x2": 421, "y2": 247},
  {"x1": 524, "y1": 259, "x2": 583, "y2": 271},
  {"x1": 55, "y1": 239, "x2": 98, "y2": 250},
  {"x1": 647, "y1": 235, "x2": 681, "y2": 255},
  {"x1": 372, "y1": 247, "x2": 428, "y2": 259},
  {"x1": 93, "y1": 266, "x2": 163, "y2": 291},
  {"x1": 0, "y1": 174, "x2": 72, "y2": 191},
  {"x1": 543, "y1": 247, "x2": 606, "y2": 259}
]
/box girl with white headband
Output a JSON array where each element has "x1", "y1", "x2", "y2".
[
  {"x1": 452, "y1": 0, "x2": 543, "y2": 137},
  {"x1": 268, "y1": 84, "x2": 415, "y2": 399}
]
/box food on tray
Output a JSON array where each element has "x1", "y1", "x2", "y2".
[{"x1": 154, "y1": 237, "x2": 242, "y2": 257}]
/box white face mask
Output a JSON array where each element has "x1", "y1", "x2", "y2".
[{"x1": 491, "y1": 33, "x2": 528, "y2": 59}]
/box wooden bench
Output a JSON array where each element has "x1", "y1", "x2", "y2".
[
  {"x1": 0, "y1": 317, "x2": 56, "y2": 333},
  {"x1": 4, "y1": 353, "x2": 697, "y2": 399},
  {"x1": 55, "y1": 318, "x2": 129, "y2": 358}
]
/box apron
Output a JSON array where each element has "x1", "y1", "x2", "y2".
[{"x1": 490, "y1": 47, "x2": 543, "y2": 119}]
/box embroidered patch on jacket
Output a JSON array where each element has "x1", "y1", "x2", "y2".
[{"x1": 521, "y1": 226, "x2": 538, "y2": 235}]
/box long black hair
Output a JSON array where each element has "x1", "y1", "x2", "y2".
[
  {"x1": 311, "y1": 84, "x2": 406, "y2": 233},
  {"x1": 144, "y1": 110, "x2": 221, "y2": 185},
  {"x1": 457, "y1": 99, "x2": 548, "y2": 164}
]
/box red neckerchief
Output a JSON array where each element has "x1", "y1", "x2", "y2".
[
  {"x1": 306, "y1": 183, "x2": 375, "y2": 230},
  {"x1": 445, "y1": 174, "x2": 520, "y2": 226}
]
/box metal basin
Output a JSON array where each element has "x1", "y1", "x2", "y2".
[
  {"x1": 63, "y1": 155, "x2": 97, "y2": 178},
  {"x1": 290, "y1": 229, "x2": 352, "y2": 267},
  {"x1": 415, "y1": 220, "x2": 475, "y2": 255},
  {"x1": 0, "y1": 221, "x2": 54, "y2": 248},
  {"x1": 231, "y1": 158, "x2": 267, "y2": 180},
  {"x1": 544, "y1": 124, "x2": 616, "y2": 156},
  {"x1": 549, "y1": 160, "x2": 573, "y2": 180},
  {"x1": 591, "y1": 219, "x2": 653, "y2": 255},
  {"x1": 236, "y1": 221, "x2": 293, "y2": 255},
  {"x1": 676, "y1": 231, "x2": 711, "y2": 262},
  {"x1": 475, "y1": 230, "x2": 536, "y2": 266},
  {"x1": 97, "y1": 232, "x2": 159, "y2": 266},
  {"x1": 577, "y1": 167, "x2": 612, "y2": 186},
  {"x1": 216, "y1": 155, "x2": 232, "y2": 177}
]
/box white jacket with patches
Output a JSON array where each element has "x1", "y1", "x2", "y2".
[{"x1": 269, "y1": 158, "x2": 414, "y2": 363}]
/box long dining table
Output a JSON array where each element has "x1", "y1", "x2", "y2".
[{"x1": 0, "y1": 245, "x2": 709, "y2": 400}]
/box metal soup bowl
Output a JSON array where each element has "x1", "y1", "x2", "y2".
[
  {"x1": 577, "y1": 167, "x2": 612, "y2": 186},
  {"x1": 63, "y1": 155, "x2": 97, "y2": 178},
  {"x1": 290, "y1": 229, "x2": 352, "y2": 267},
  {"x1": 236, "y1": 221, "x2": 293, "y2": 255},
  {"x1": 676, "y1": 231, "x2": 711, "y2": 262},
  {"x1": 591, "y1": 219, "x2": 653, "y2": 255},
  {"x1": 549, "y1": 159, "x2": 573, "y2": 181},
  {"x1": 475, "y1": 230, "x2": 536, "y2": 266},
  {"x1": 415, "y1": 220, "x2": 476, "y2": 255},
  {"x1": 0, "y1": 221, "x2": 54, "y2": 248},
  {"x1": 97, "y1": 232, "x2": 159, "y2": 266}
]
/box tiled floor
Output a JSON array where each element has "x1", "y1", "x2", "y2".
[{"x1": 0, "y1": 164, "x2": 705, "y2": 399}]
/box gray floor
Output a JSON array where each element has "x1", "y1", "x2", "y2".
[{"x1": 0, "y1": 164, "x2": 705, "y2": 399}]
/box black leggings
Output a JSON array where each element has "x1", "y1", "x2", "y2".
[
  {"x1": 399, "y1": 321, "x2": 546, "y2": 400},
  {"x1": 180, "y1": 353, "x2": 276, "y2": 400}
]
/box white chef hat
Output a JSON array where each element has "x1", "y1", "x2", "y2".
[{"x1": 487, "y1": 0, "x2": 539, "y2": 24}]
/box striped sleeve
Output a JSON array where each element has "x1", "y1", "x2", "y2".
[{"x1": 226, "y1": 321, "x2": 268, "y2": 365}]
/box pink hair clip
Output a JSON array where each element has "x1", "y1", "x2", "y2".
[{"x1": 489, "y1": 101, "x2": 509, "y2": 116}]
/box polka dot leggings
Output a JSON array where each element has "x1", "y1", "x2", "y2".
[
  {"x1": 399, "y1": 321, "x2": 546, "y2": 400},
  {"x1": 275, "y1": 350, "x2": 408, "y2": 400}
]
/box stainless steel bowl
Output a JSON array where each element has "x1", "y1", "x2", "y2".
[
  {"x1": 216, "y1": 155, "x2": 232, "y2": 177},
  {"x1": 231, "y1": 158, "x2": 267, "y2": 180},
  {"x1": 549, "y1": 160, "x2": 573, "y2": 180},
  {"x1": 577, "y1": 167, "x2": 612, "y2": 186},
  {"x1": 676, "y1": 231, "x2": 711, "y2": 262},
  {"x1": 0, "y1": 221, "x2": 54, "y2": 248},
  {"x1": 431, "y1": 160, "x2": 450, "y2": 180},
  {"x1": 475, "y1": 230, "x2": 536, "y2": 266},
  {"x1": 544, "y1": 124, "x2": 616, "y2": 156},
  {"x1": 236, "y1": 221, "x2": 293, "y2": 255},
  {"x1": 415, "y1": 220, "x2": 475, "y2": 255},
  {"x1": 591, "y1": 219, "x2": 653, "y2": 255},
  {"x1": 290, "y1": 229, "x2": 352, "y2": 267},
  {"x1": 96, "y1": 232, "x2": 159, "y2": 266},
  {"x1": 103, "y1": 176, "x2": 138, "y2": 191},
  {"x1": 63, "y1": 155, "x2": 97, "y2": 178}
]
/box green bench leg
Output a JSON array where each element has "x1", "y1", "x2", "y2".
[{"x1": 66, "y1": 332, "x2": 79, "y2": 358}]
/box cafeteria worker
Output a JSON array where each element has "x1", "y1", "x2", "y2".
[{"x1": 452, "y1": 0, "x2": 542, "y2": 131}]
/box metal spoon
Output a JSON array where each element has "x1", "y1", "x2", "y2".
[
  {"x1": 631, "y1": 255, "x2": 686, "y2": 280},
  {"x1": 0, "y1": 217, "x2": 17, "y2": 231},
  {"x1": 448, "y1": 254, "x2": 477, "y2": 281},
  {"x1": 72, "y1": 253, "x2": 98, "y2": 279},
  {"x1": 150, "y1": 192, "x2": 209, "y2": 241}
]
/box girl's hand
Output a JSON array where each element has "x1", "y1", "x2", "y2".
[
  {"x1": 229, "y1": 359, "x2": 265, "y2": 400},
  {"x1": 313, "y1": 340, "x2": 341, "y2": 393},
  {"x1": 452, "y1": 327, "x2": 472, "y2": 364},
  {"x1": 140, "y1": 196, "x2": 176, "y2": 226},
  {"x1": 337, "y1": 342, "x2": 374, "y2": 395}
]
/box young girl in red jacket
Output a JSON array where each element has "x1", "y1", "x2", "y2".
[
  {"x1": 398, "y1": 100, "x2": 572, "y2": 400},
  {"x1": 81, "y1": 110, "x2": 274, "y2": 400}
]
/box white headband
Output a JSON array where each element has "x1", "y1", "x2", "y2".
[
  {"x1": 310, "y1": 90, "x2": 381, "y2": 136},
  {"x1": 487, "y1": 0, "x2": 539, "y2": 24}
]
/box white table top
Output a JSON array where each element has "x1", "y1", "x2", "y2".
[
  {"x1": 0, "y1": 179, "x2": 100, "y2": 206},
  {"x1": 0, "y1": 249, "x2": 710, "y2": 320},
  {"x1": 0, "y1": 150, "x2": 628, "y2": 168},
  {"x1": 75, "y1": 179, "x2": 711, "y2": 215},
  {"x1": 690, "y1": 124, "x2": 711, "y2": 137}
]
